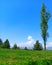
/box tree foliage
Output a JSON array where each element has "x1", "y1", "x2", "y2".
[
  {"x1": 33, "y1": 40, "x2": 43, "y2": 50},
  {"x1": 3, "y1": 39, "x2": 10, "y2": 49},
  {"x1": 24, "y1": 47, "x2": 28, "y2": 50},
  {"x1": 12, "y1": 44, "x2": 20, "y2": 49},
  {"x1": 40, "y1": 3, "x2": 51, "y2": 50},
  {"x1": 0, "y1": 39, "x2": 3, "y2": 48}
]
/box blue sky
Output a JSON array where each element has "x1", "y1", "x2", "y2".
[{"x1": 0, "y1": 0, "x2": 52, "y2": 48}]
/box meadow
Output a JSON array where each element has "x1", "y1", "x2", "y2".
[{"x1": 0, "y1": 49, "x2": 52, "y2": 65}]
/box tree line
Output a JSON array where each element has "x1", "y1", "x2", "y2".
[{"x1": 0, "y1": 38, "x2": 43, "y2": 50}]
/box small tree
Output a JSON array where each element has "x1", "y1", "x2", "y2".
[
  {"x1": 33, "y1": 40, "x2": 43, "y2": 50},
  {"x1": 3, "y1": 39, "x2": 10, "y2": 49},
  {"x1": 40, "y1": 3, "x2": 51, "y2": 50},
  {"x1": 0, "y1": 39, "x2": 3, "y2": 48},
  {"x1": 12, "y1": 44, "x2": 20, "y2": 49},
  {"x1": 24, "y1": 47, "x2": 28, "y2": 50}
]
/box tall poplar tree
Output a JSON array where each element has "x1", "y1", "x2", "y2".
[{"x1": 40, "y1": 3, "x2": 51, "y2": 50}]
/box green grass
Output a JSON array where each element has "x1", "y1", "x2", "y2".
[{"x1": 0, "y1": 49, "x2": 52, "y2": 65}]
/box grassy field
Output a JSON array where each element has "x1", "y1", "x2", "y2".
[{"x1": 0, "y1": 49, "x2": 52, "y2": 65}]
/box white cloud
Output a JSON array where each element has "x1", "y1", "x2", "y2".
[
  {"x1": 46, "y1": 42, "x2": 52, "y2": 47},
  {"x1": 17, "y1": 36, "x2": 35, "y2": 49},
  {"x1": 27, "y1": 36, "x2": 32, "y2": 40}
]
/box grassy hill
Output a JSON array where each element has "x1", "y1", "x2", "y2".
[{"x1": 0, "y1": 49, "x2": 52, "y2": 65}]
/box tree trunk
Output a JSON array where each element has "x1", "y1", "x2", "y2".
[{"x1": 44, "y1": 41, "x2": 46, "y2": 50}]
